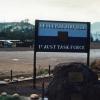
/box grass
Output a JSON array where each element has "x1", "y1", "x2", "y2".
[{"x1": 37, "y1": 68, "x2": 49, "y2": 76}]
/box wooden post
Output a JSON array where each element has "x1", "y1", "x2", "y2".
[
  {"x1": 87, "y1": 22, "x2": 90, "y2": 67},
  {"x1": 11, "y1": 69, "x2": 13, "y2": 81},
  {"x1": 42, "y1": 77, "x2": 45, "y2": 100},
  {"x1": 33, "y1": 51, "x2": 36, "y2": 88},
  {"x1": 49, "y1": 65, "x2": 51, "y2": 76},
  {"x1": 87, "y1": 51, "x2": 90, "y2": 66}
]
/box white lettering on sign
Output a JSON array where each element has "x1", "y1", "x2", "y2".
[
  {"x1": 39, "y1": 23, "x2": 87, "y2": 30},
  {"x1": 39, "y1": 45, "x2": 56, "y2": 50},
  {"x1": 70, "y1": 45, "x2": 85, "y2": 50},
  {"x1": 39, "y1": 45, "x2": 85, "y2": 50}
]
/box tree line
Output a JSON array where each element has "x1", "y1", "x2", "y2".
[
  {"x1": 0, "y1": 22, "x2": 35, "y2": 41},
  {"x1": 0, "y1": 30, "x2": 35, "y2": 40}
]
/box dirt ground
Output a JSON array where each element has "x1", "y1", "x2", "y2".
[{"x1": 0, "y1": 49, "x2": 100, "y2": 79}]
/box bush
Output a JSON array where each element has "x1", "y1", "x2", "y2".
[
  {"x1": 37, "y1": 68, "x2": 49, "y2": 76},
  {"x1": 91, "y1": 60, "x2": 100, "y2": 71}
]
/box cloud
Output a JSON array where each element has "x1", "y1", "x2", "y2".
[{"x1": 0, "y1": 0, "x2": 100, "y2": 22}]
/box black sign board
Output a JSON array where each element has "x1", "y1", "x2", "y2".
[
  {"x1": 33, "y1": 20, "x2": 90, "y2": 88},
  {"x1": 35, "y1": 20, "x2": 90, "y2": 53}
]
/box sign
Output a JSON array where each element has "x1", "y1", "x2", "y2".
[
  {"x1": 35, "y1": 20, "x2": 90, "y2": 52},
  {"x1": 68, "y1": 72, "x2": 83, "y2": 82}
]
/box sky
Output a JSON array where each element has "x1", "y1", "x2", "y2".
[{"x1": 0, "y1": 0, "x2": 100, "y2": 24}]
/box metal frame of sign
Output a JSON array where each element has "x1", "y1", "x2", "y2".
[{"x1": 33, "y1": 20, "x2": 90, "y2": 88}]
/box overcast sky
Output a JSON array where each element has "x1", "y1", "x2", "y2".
[{"x1": 0, "y1": 0, "x2": 100, "y2": 24}]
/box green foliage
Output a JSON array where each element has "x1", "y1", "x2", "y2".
[
  {"x1": 37, "y1": 68, "x2": 49, "y2": 76},
  {"x1": 0, "y1": 22, "x2": 35, "y2": 40},
  {"x1": 0, "y1": 95, "x2": 25, "y2": 100},
  {"x1": 0, "y1": 95, "x2": 12, "y2": 100},
  {"x1": 0, "y1": 32, "x2": 34, "y2": 40}
]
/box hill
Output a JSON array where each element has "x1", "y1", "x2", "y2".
[
  {"x1": 0, "y1": 21, "x2": 35, "y2": 40},
  {"x1": 91, "y1": 22, "x2": 100, "y2": 42}
]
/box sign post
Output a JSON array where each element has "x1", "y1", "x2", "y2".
[
  {"x1": 33, "y1": 21, "x2": 38, "y2": 88},
  {"x1": 34, "y1": 20, "x2": 90, "y2": 88},
  {"x1": 33, "y1": 50, "x2": 36, "y2": 88},
  {"x1": 87, "y1": 23, "x2": 90, "y2": 66}
]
